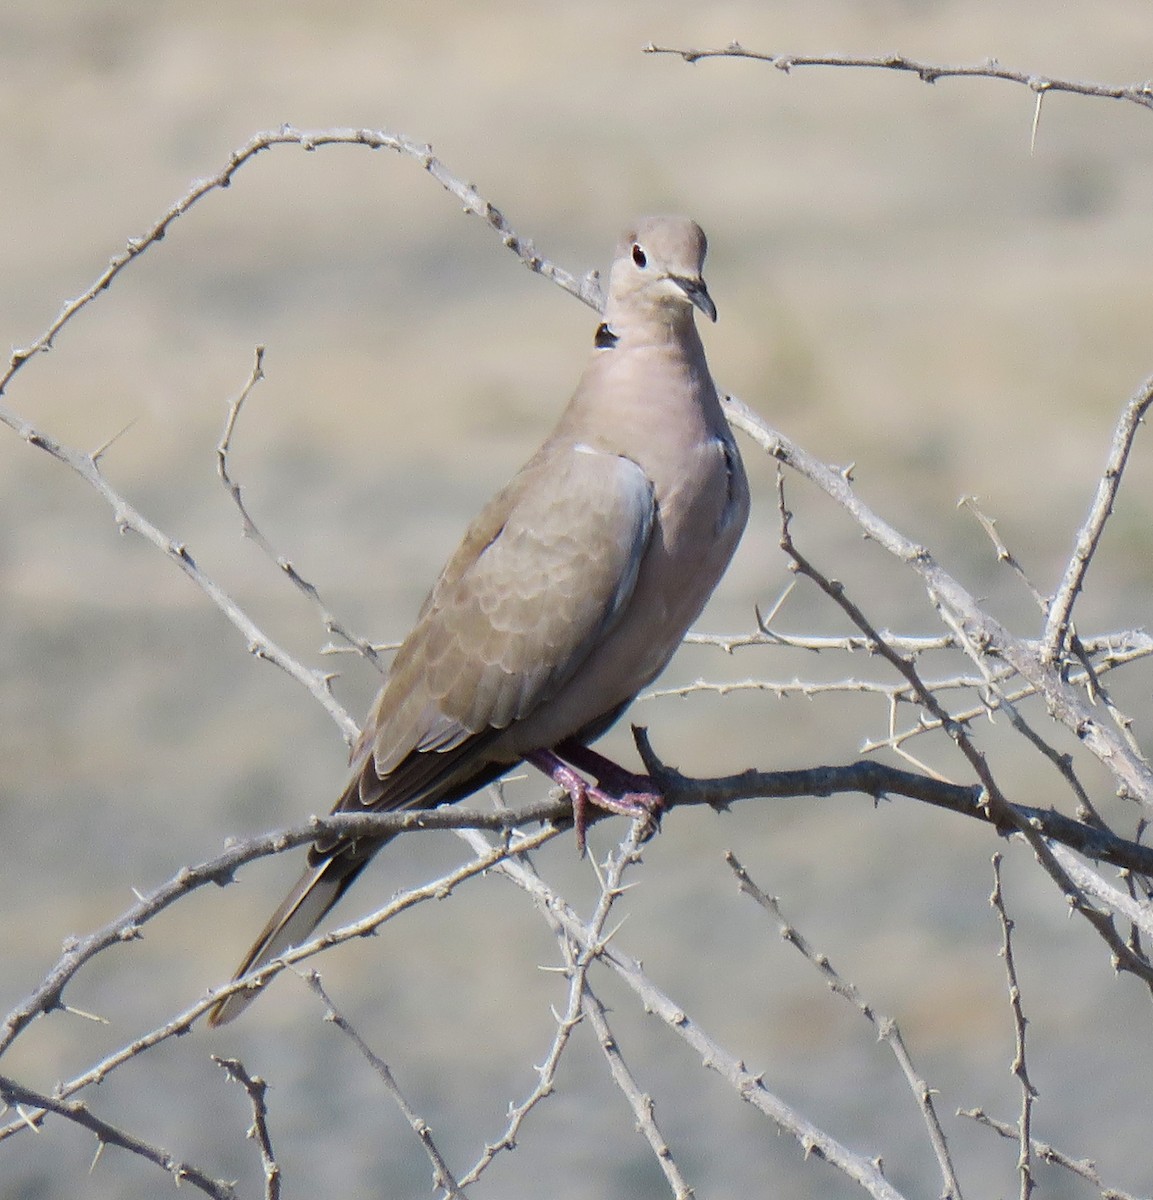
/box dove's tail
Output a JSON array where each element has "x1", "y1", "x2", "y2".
[{"x1": 208, "y1": 850, "x2": 373, "y2": 1027}]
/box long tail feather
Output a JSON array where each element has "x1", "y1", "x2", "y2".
[
  {"x1": 209, "y1": 742, "x2": 508, "y2": 1027},
  {"x1": 208, "y1": 854, "x2": 368, "y2": 1027}
]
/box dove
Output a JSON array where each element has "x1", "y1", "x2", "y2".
[{"x1": 209, "y1": 216, "x2": 749, "y2": 1025}]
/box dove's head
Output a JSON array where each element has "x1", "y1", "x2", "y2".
[{"x1": 605, "y1": 216, "x2": 716, "y2": 327}]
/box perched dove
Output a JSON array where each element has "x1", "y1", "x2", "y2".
[{"x1": 209, "y1": 216, "x2": 749, "y2": 1026}]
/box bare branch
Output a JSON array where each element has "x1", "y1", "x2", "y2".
[
  {"x1": 0, "y1": 1074, "x2": 235, "y2": 1199},
  {"x1": 990, "y1": 855, "x2": 1038, "y2": 1200},
  {"x1": 724, "y1": 392, "x2": 1153, "y2": 807},
  {"x1": 775, "y1": 482, "x2": 1153, "y2": 985},
  {"x1": 2, "y1": 125, "x2": 602, "y2": 405},
  {"x1": 726, "y1": 853, "x2": 963, "y2": 1200},
  {"x1": 931, "y1": 605, "x2": 1104, "y2": 828},
  {"x1": 0, "y1": 805, "x2": 549, "y2": 1056},
  {"x1": 462, "y1": 826, "x2": 907, "y2": 1200},
  {"x1": 958, "y1": 496, "x2": 1047, "y2": 612},
  {"x1": 0, "y1": 826, "x2": 559, "y2": 1146},
  {"x1": 216, "y1": 345, "x2": 384, "y2": 670},
  {"x1": 304, "y1": 975, "x2": 465, "y2": 1199},
  {"x1": 212, "y1": 1057, "x2": 281, "y2": 1200},
  {"x1": 459, "y1": 822, "x2": 649, "y2": 1187},
  {"x1": 642, "y1": 45, "x2": 1153, "y2": 115},
  {"x1": 582, "y1": 981, "x2": 694, "y2": 1200},
  {"x1": 1043, "y1": 375, "x2": 1153, "y2": 660},
  {"x1": 684, "y1": 628, "x2": 961, "y2": 655},
  {"x1": 0, "y1": 399, "x2": 360, "y2": 743},
  {"x1": 1047, "y1": 843, "x2": 1153, "y2": 941},
  {"x1": 858, "y1": 636, "x2": 1153, "y2": 764},
  {"x1": 960, "y1": 1109, "x2": 1140, "y2": 1200},
  {"x1": 8, "y1": 749, "x2": 1153, "y2": 1077}
]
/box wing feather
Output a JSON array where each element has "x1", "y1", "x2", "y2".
[{"x1": 341, "y1": 444, "x2": 654, "y2": 817}]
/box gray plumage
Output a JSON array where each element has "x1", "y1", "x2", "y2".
[{"x1": 209, "y1": 216, "x2": 749, "y2": 1026}]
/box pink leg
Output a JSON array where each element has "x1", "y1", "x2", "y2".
[
  {"x1": 555, "y1": 739, "x2": 657, "y2": 795},
  {"x1": 525, "y1": 747, "x2": 664, "y2": 855}
]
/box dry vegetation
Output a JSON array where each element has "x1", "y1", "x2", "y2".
[{"x1": 3, "y1": 6, "x2": 1153, "y2": 1199}]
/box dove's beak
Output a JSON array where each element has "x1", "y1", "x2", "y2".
[{"x1": 674, "y1": 275, "x2": 717, "y2": 323}]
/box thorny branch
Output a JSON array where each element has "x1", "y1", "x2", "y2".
[
  {"x1": 580, "y1": 982, "x2": 694, "y2": 1200},
  {"x1": 1, "y1": 96, "x2": 1152, "y2": 1197},
  {"x1": 0, "y1": 1075, "x2": 235, "y2": 1200},
  {"x1": 1, "y1": 125, "x2": 602, "y2": 406},
  {"x1": 456, "y1": 822, "x2": 653, "y2": 1188},
  {"x1": 0, "y1": 401, "x2": 361, "y2": 741},
  {"x1": 1043, "y1": 380, "x2": 1153, "y2": 660},
  {"x1": 216, "y1": 346, "x2": 385, "y2": 672},
  {"x1": 461, "y1": 826, "x2": 907, "y2": 1200},
  {"x1": 726, "y1": 852, "x2": 963, "y2": 1200},
  {"x1": 643, "y1": 44, "x2": 1153, "y2": 115},
  {"x1": 305, "y1": 975, "x2": 465, "y2": 1199},
  {"x1": 6, "y1": 758, "x2": 1153, "y2": 1067},
  {"x1": 960, "y1": 1108, "x2": 1140, "y2": 1200},
  {"x1": 776, "y1": 476, "x2": 1153, "y2": 987},
  {"x1": 213, "y1": 1057, "x2": 281, "y2": 1200},
  {"x1": 725, "y1": 392, "x2": 1153, "y2": 808},
  {"x1": 0, "y1": 826, "x2": 560, "y2": 1148},
  {"x1": 990, "y1": 855, "x2": 1038, "y2": 1200}
]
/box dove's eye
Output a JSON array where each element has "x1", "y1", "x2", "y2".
[{"x1": 631, "y1": 243, "x2": 647, "y2": 268}]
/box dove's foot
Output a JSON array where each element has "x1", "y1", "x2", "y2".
[
  {"x1": 555, "y1": 739, "x2": 659, "y2": 797},
  {"x1": 526, "y1": 747, "x2": 664, "y2": 855}
]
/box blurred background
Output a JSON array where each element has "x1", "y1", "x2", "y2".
[{"x1": 3, "y1": 2, "x2": 1153, "y2": 1197}]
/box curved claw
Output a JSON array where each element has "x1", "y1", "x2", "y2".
[{"x1": 526, "y1": 748, "x2": 664, "y2": 854}]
